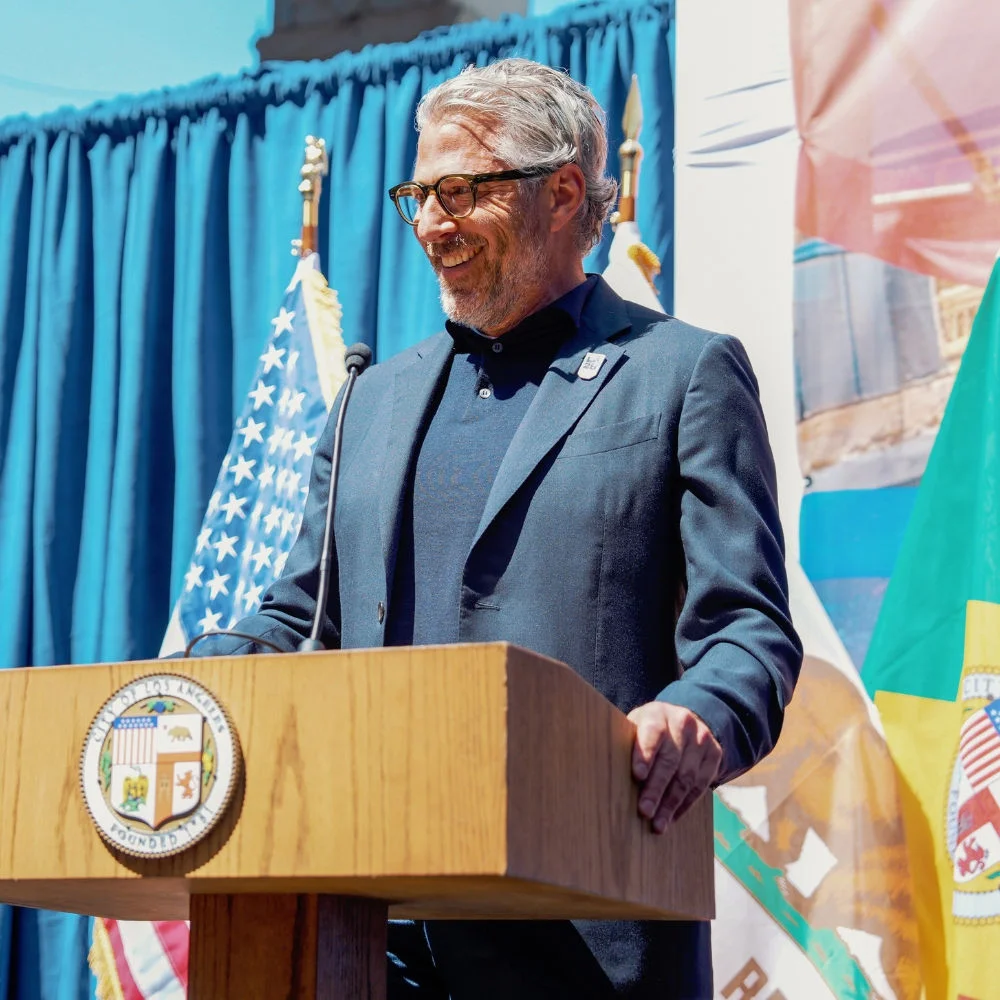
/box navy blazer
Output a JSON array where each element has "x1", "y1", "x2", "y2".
[{"x1": 197, "y1": 277, "x2": 802, "y2": 996}]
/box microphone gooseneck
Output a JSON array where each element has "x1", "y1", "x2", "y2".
[{"x1": 298, "y1": 342, "x2": 373, "y2": 652}]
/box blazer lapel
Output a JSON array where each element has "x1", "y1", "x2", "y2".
[
  {"x1": 470, "y1": 279, "x2": 633, "y2": 549},
  {"x1": 377, "y1": 333, "x2": 453, "y2": 584}
]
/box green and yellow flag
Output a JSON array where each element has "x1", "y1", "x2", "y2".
[{"x1": 863, "y1": 259, "x2": 1000, "y2": 1000}]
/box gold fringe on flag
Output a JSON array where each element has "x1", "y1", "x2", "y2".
[
  {"x1": 88, "y1": 918, "x2": 126, "y2": 1000},
  {"x1": 300, "y1": 259, "x2": 347, "y2": 411},
  {"x1": 626, "y1": 241, "x2": 661, "y2": 293}
]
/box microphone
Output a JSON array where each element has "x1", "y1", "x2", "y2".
[{"x1": 298, "y1": 342, "x2": 373, "y2": 652}]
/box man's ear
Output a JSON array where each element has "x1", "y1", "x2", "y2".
[{"x1": 547, "y1": 163, "x2": 586, "y2": 233}]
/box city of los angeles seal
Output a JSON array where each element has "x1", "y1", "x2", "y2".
[{"x1": 80, "y1": 674, "x2": 240, "y2": 858}]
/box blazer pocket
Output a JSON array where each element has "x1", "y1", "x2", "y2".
[{"x1": 557, "y1": 413, "x2": 661, "y2": 459}]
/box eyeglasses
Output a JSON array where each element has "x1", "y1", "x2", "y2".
[{"x1": 388, "y1": 167, "x2": 553, "y2": 225}]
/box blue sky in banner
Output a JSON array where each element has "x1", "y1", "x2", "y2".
[{"x1": 0, "y1": 0, "x2": 269, "y2": 121}]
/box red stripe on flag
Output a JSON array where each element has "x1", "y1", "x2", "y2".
[
  {"x1": 105, "y1": 919, "x2": 146, "y2": 1000},
  {"x1": 963, "y1": 739, "x2": 1000, "y2": 763},
  {"x1": 961, "y1": 725, "x2": 993, "y2": 750},
  {"x1": 963, "y1": 735, "x2": 995, "y2": 760},
  {"x1": 152, "y1": 920, "x2": 190, "y2": 988}
]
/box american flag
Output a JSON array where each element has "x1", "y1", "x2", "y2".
[
  {"x1": 90, "y1": 253, "x2": 346, "y2": 999},
  {"x1": 959, "y1": 698, "x2": 1000, "y2": 794},
  {"x1": 113, "y1": 717, "x2": 157, "y2": 765},
  {"x1": 159, "y1": 253, "x2": 347, "y2": 655}
]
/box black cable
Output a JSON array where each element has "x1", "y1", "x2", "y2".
[{"x1": 183, "y1": 629, "x2": 286, "y2": 658}]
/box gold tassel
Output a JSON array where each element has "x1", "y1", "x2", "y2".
[
  {"x1": 627, "y1": 242, "x2": 662, "y2": 294},
  {"x1": 88, "y1": 918, "x2": 126, "y2": 1000}
]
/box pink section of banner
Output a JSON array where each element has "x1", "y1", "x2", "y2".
[{"x1": 793, "y1": 0, "x2": 1000, "y2": 286}]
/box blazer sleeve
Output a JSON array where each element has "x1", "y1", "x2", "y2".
[
  {"x1": 656, "y1": 334, "x2": 803, "y2": 783},
  {"x1": 181, "y1": 397, "x2": 343, "y2": 658}
]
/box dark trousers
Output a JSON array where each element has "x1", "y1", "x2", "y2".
[{"x1": 386, "y1": 919, "x2": 712, "y2": 999}]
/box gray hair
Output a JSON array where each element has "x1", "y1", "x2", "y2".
[{"x1": 416, "y1": 58, "x2": 618, "y2": 254}]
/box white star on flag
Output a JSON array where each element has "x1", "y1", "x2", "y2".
[
  {"x1": 197, "y1": 608, "x2": 224, "y2": 634},
  {"x1": 213, "y1": 532, "x2": 238, "y2": 562},
  {"x1": 239, "y1": 417, "x2": 266, "y2": 447},
  {"x1": 260, "y1": 463, "x2": 275, "y2": 488},
  {"x1": 270, "y1": 307, "x2": 295, "y2": 335},
  {"x1": 260, "y1": 343, "x2": 286, "y2": 373},
  {"x1": 195, "y1": 527, "x2": 212, "y2": 554},
  {"x1": 252, "y1": 544, "x2": 273, "y2": 573},
  {"x1": 250, "y1": 502, "x2": 264, "y2": 530},
  {"x1": 231, "y1": 455, "x2": 256, "y2": 485},
  {"x1": 184, "y1": 564, "x2": 204, "y2": 592},
  {"x1": 292, "y1": 432, "x2": 316, "y2": 461},
  {"x1": 207, "y1": 570, "x2": 231, "y2": 600},
  {"x1": 287, "y1": 349, "x2": 300, "y2": 372},
  {"x1": 243, "y1": 583, "x2": 264, "y2": 610},
  {"x1": 264, "y1": 505, "x2": 283, "y2": 535},
  {"x1": 248, "y1": 380, "x2": 275, "y2": 410},
  {"x1": 267, "y1": 426, "x2": 285, "y2": 455},
  {"x1": 287, "y1": 390, "x2": 306, "y2": 416},
  {"x1": 220, "y1": 492, "x2": 248, "y2": 523}
]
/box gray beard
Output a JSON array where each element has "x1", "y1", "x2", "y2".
[{"x1": 434, "y1": 217, "x2": 550, "y2": 334}]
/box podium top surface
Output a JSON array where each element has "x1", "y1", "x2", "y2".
[{"x1": 0, "y1": 644, "x2": 713, "y2": 921}]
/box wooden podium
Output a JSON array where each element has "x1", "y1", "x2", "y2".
[{"x1": 0, "y1": 643, "x2": 714, "y2": 998}]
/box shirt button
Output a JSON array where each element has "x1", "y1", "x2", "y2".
[
  {"x1": 478, "y1": 387, "x2": 491, "y2": 399},
  {"x1": 492, "y1": 342, "x2": 503, "y2": 353},
  {"x1": 377, "y1": 601, "x2": 385, "y2": 624}
]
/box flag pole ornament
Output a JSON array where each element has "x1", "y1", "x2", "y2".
[
  {"x1": 292, "y1": 135, "x2": 329, "y2": 259},
  {"x1": 605, "y1": 75, "x2": 661, "y2": 303},
  {"x1": 612, "y1": 74, "x2": 643, "y2": 226}
]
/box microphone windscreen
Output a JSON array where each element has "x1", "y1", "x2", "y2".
[{"x1": 344, "y1": 342, "x2": 373, "y2": 374}]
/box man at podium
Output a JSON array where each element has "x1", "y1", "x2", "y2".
[{"x1": 192, "y1": 58, "x2": 801, "y2": 1000}]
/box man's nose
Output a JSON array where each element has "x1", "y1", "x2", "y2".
[{"x1": 415, "y1": 194, "x2": 459, "y2": 243}]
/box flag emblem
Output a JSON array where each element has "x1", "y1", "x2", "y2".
[
  {"x1": 80, "y1": 674, "x2": 240, "y2": 858},
  {"x1": 948, "y1": 677, "x2": 1000, "y2": 919}
]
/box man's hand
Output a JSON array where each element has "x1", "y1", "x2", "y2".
[{"x1": 627, "y1": 701, "x2": 723, "y2": 834}]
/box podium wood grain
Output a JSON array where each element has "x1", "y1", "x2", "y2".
[{"x1": 0, "y1": 643, "x2": 713, "y2": 922}]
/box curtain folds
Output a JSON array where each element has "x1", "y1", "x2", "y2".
[{"x1": 0, "y1": 2, "x2": 673, "y2": 989}]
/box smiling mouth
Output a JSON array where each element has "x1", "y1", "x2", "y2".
[{"x1": 437, "y1": 243, "x2": 484, "y2": 269}]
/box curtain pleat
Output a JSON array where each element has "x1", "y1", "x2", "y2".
[{"x1": 0, "y1": 2, "x2": 673, "y2": 995}]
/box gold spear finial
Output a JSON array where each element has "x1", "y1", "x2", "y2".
[
  {"x1": 613, "y1": 75, "x2": 644, "y2": 225},
  {"x1": 292, "y1": 135, "x2": 329, "y2": 257}
]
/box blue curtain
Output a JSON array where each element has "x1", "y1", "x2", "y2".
[{"x1": 0, "y1": 0, "x2": 674, "y2": 994}]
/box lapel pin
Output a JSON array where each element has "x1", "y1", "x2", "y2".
[{"x1": 577, "y1": 352, "x2": 606, "y2": 381}]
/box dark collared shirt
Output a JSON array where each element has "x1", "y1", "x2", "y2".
[{"x1": 385, "y1": 275, "x2": 598, "y2": 648}]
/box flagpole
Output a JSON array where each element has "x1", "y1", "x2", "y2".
[
  {"x1": 604, "y1": 75, "x2": 661, "y2": 300},
  {"x1": 294, "y1": 135, "x2": 329, "y2": 258},
  {"x1": 612, "y1": 75, "x2": 644, "y2": 225}
]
